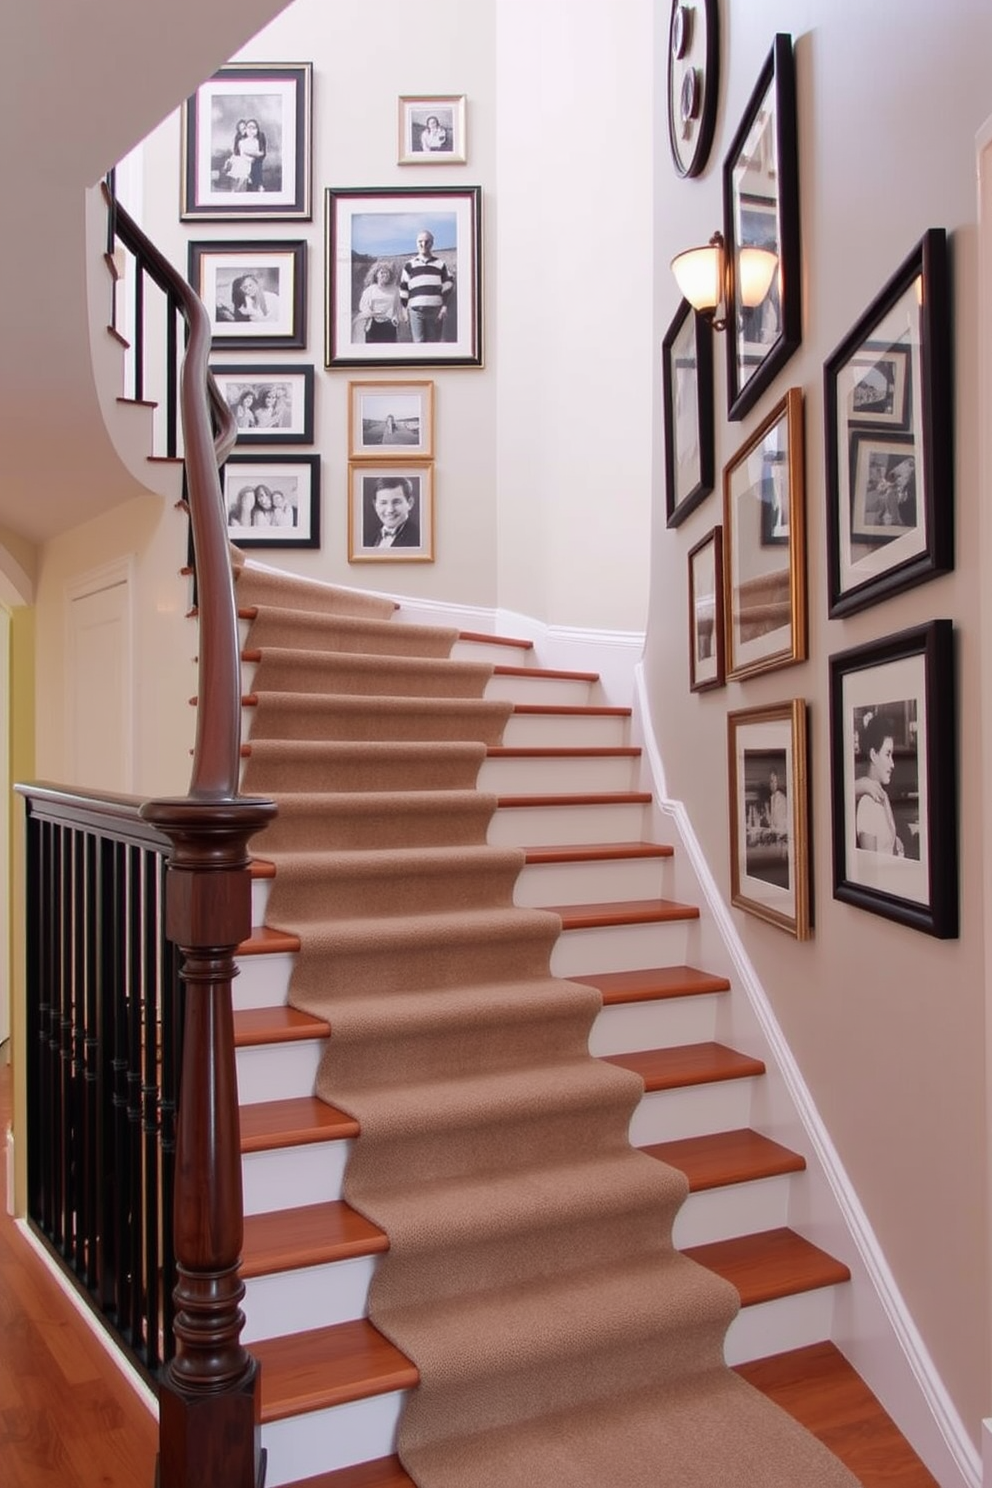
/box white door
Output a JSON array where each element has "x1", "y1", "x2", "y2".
[
  {"x1": 0, "y1": 605, "x2": 9, "y2": 1048},
  {"x1": 67, "y1": 566, "x2": 133, "y2": 793}
]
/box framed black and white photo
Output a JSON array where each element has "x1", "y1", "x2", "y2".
[
  {"x1": 723, "y1": 34, "x2": 801, "y2": 421},
  {"x1": 348, "y1": 462, "x2": 434, "y2": 562},
  {"x1": 349, "y1": 380, "x2": 434, "y2": 460},
  {"x1": 398, "y1": 95, "x2": 467, "y2": 164},
  {"x1": 728, "y1": 699, "x2": 811, "y2": 939},
  {"x1": 824, "y1": 229, "x2": 952, "y2": 617},
  {"x1": 325, "y1": 187, "x2": 482, "y2": 368},
  {"x1": 723, "y1": 388, "x2": 806, "y2": 681},
  {"x1": 663, "y1": 298, "x2": 714, "y2": 527},
  {"x1": 180, "y1": 63, "x2": 312, "y2": 220},
  {"x1": 212, "y1": 364, "x2": 314, "y2": 445},
  {"x1": 189, "y1": 241, "x2": 306, "y2": 349},
  {"x1": 688, "y1": 526, "x2": 724, "y2": 692},
  {"x1": 223, "y1": 454, "x2": 320, "y2": 548},
  {"x1": 829, "y1": 621, "x2": 957, "y2": 938}
]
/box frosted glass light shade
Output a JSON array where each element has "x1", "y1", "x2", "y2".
[
  {"x1": 671, "y1": 242, "x2": 722, "y2": 314},
  {"x1": 738, "y1": 246, "x2": 778, "y2": 307}
]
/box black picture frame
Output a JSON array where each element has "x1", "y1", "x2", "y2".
[
  {"x1": 828, "y1": 620, "x2": 957, "y2": 938},
  {"x1": 189, "y1": 240, "x2": 307, "y2": 350},
  {"x1": 663, "y1": 298, "x2": 714, "y2": 527},
  {"x1": 666, "y1": 0, "x2": 720, "y2": 180},
  {"x1": 687, "y1": 525, "x2": 724, "y2": 692},
  {"x1": 824, "y1": 229, "x2": 952, "y2": 617},
  {"x1": 180, "y1": 63, "x2": 312, "y2": 221},
  {"x1": 222, "y1": 454, "x2": 321, "y2": 548},
  {"x1": 723, "y1": 34, "x2": 801, "y2": 421},
  {"x1": 211, "y1": 364, "x2": 315, "y2": 445},
  {"x1": 324, "y1": 186, "x2": 483, "y2": 368}
]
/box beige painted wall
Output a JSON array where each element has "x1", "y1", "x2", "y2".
[{"x1": 645, "y1": 0, "x2": 991, "y2": 1442}]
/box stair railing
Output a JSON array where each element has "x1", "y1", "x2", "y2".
[{"x1": 19, "y1": 181, "x2": 276, "y2": 1488}]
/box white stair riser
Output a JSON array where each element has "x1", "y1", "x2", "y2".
[
  {"x1": 489, "y1": 801, "x2": 648, "y2": 847},
  {"x1": 589, "y1": 994, "x2": 719, "y2": 1056},
  {"x1": 262, "y1": 1389, "x2": 406, "y2": 1487},
  {"x1": 478, "y1": 754, "x2": 638, "y2": 794},
  {"x1": 630, "y1": 1078, "x2": 759, "y2": 1146},
  {"x1": 243, "y1": 1254, "x2": 376, "y2": 1344},
  {"x1": 501, "y1": 713, "x2": 630, "y2": 749},
  {"x1": 237, "y1": 1039, "x2": 323, "y2": 1105},
  {"x1": 672, "y1": 1173, "x2": 793, "y2": 1250},
  {"x1": 485, "y1": 675, "x2": 594, "y2": 706},
  {"x1": 252, "y1": 877, "x2": 271, "y2": 923},
  {"x1": 722, "y1": 1285, "x2": 839, "y2": 1366},
  {"x1": 243, "y1": 1139, "x2": 352, "y2": 1216},
  {"x1": 234, "y1": 951, "x2": 295, "y2": 1010},
  {"x1": 515, "y1": 855, "x2": 668, "y2": 907},
  {"x1": 451, "y1": 639, "x2": 534, "y2": 666},
  {"x1": 552, "y1": 919, "x2": 691, "y2": 977}
]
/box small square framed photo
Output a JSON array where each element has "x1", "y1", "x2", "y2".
[
  {"x1": 212, "y1": 364, "x2": 314, "y2": 445},
  {"x1": 722, "y1": 387, "x2": 806, "y2": 681},
  {"x1": 189, "y1": 240, "x2": 306, "y2": 349},
  {"x1": 687, "y1": 527, "x2": 724, "y2": 692},
  {"x1": 180, "y1": 63, "x2": 312, "y2": 220},
  {"x1": 348, "y1": 463, "x2": 434, "y2": 562},
  {"x1": 662, "y1": 298, "x2": 714, "y2": 528},
  {"x1": 398, "y1": 95, "x2": 467, "y2": 164},
  {"x1": 223, "y1": 454, "x2": 320, "y2": 548},
  {"x1": 728, "y1": 699, "x2": 811, "y2": 939},
  {"x1": 349, "y1": 380, "x2": 434, "y2": 460},
  {"x1": 829, "y1": 620, "x2": 957, "y2": 938}
]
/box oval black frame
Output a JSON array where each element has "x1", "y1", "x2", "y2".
[{"x1": 667, "y1": 0, "x2": 720, "y2": 180}]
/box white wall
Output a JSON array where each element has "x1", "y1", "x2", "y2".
[{"x1": 646, "y1": 0, "x2": 992, "y2": 1446}]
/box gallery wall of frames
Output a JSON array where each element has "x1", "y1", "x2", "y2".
[
  {"x1": 664, "y1": 18, "x2": 958, "y2": 942},
  {"x1": 180, "y1": 61, "x2": 478, "y2": 564}
]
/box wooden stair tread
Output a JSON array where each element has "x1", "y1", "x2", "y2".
[
  {"x1": 643, "y1": 1128, "x2": 806, "y2": 1190},
  {"x1": 511, "y1": 703, "x2": 630, "y2": 717},
  {"x1": 525, "y1": 840, "x2": 672, "y2": 864},
  {"x1": 494, "y1": 663, "x2": 598, "y2": 681},
  {"x1": 242, "y1": 1200, "x2": 386, "y2": 1277},
  {"x1": 250, "y1": 856, "x2": 277, "y2": 878},
  {"x1": 284, "y1": 1457, "x2": 414, "y2": 1488},
  {"x1": 459, "y1": 629, "x2": 533, "y2": 651},
  {"x1": 255, "y1": 1317, "x2": 417, "y2": 1423},
  {"x1": 603, "y1": 1042, "x2": 765, "y2": 1090},
  {"x1": 683, "y1": 1227, "x2": 851, "y2": 1306},
  {"x1": 487, "y1": 745, "x2": 641, "y2": 759},
  {"x1": 237, "y1": 925, "x2": 300, "y2": 955},
  {"x1": 498, "y1": 790, "x2": 651, "y2": 807},
  {"x1": 234, "y1": 1006, "x2": 330, "y2": 1047},
  {"x1": 554, "y1": 897, "x2": 699, "y2": 929},
  {"x1": 240, "y1": 1096, "x2": 358, "y2": 1152},
  {"x1": 573, "y1": 965, "x2": 730, "y2": 1003},
  {"x1": 736, "y1": 1343, "x2": 940, "y2": 1487}
]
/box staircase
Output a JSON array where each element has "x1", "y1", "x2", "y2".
[{"x1": 228, "y1": 583, "x2": 864, "y2": 1488}]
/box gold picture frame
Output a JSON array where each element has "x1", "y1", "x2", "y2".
[
  {"x1": 728, "y1": 698, "x2": 811, "y2": 939},
  {"x1": 348, "y1": 380, "x2": 435, "y2": 461},
  {"x1": 397, "y1": 94, "x2": 467, "y2": 164},
  {"x1": 348, "y1": 461, "x2": 435, "y2": 563}
]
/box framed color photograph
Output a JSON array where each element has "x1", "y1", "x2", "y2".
[
  {"x1": 723, "y1": 34, "x2": 801, "y2": 421},
  {"x1": 349, "y1": 380, "x2": 434, "y2": 459},
  {"x1": 189, "y1": 240, "x2": 306, "y2": 349},
  {"x1": 728, "y1": 699, "x2": 811, "y2": 939},
  {"x1": 722, "y1": 388, "x2": 806, "y2": 681},
  {"x1": 398, "y1": 95, "x2": 467, "y2": 164},
  {"x1": 829, "y1": 620, "x2": 957, "y2": 938},
  {"x1": 687, "y1": 526, "x2": 724, "y2": 692},
  {"x1": 662, "y1": 298, "x2": 714, "y2": 527},
  {"x1": 824, "y1": 229, "x2": 952, "y2": 617},
  {"x1": 325, "y1": 186, "x2": 482, "y2": 368},
  {"x1": 222, "y1": 454, "x2": 320, "y2": 548},
  {"x1": 180, "y1": 63, "x2": 312, "y2": 220},
  {"x1": 212, "y1": 364, "x2": 314, "y2": 444},
  {"x1": 348, "y1": 462, "x2": 434, "y2": 562}
]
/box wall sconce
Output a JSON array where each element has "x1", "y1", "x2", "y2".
[{"x1": 671, "y1": 230, "x2": 777, "y2": 332}]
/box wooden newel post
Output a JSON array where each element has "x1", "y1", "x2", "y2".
[{"x1": 141, "y1": 796, "x2": 277, "y2": 1488}]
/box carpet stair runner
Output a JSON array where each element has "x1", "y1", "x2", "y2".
[{"x1": 228, "y1": 556, "x2": 865, "y2": 1487}]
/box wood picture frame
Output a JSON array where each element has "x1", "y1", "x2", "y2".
[
  {"x1": 348, "y1": 380, "x2": 434, "y2": 460},
  {"x1": 728, "y1": 698, "x2": 811, "y2": 939},
  {"x1": 688, "y1": 526, "x2": 724, "y2": 692},
  {"x1": 348, "y1": 462, "x2": 435, "y2": 562},
  {"x1": 398, "y1": 95, "x2": 467, "y2": 164}
]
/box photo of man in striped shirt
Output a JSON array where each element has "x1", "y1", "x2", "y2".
[{"x1": 399, "y1": 230, "x2": 454, "y2": 342}]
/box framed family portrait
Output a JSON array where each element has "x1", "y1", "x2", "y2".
[
  {"x1": 727, "y1": 699, "x2": 811, "y2": 939},
  {"x1": 189, "y1": 240, "x2": 306, "y2": 349},
  {"x1": 212, "y1": 364, "x2": 314, "y2": 444},
  {"x1": 349, "y1": 380, "x2": 434, "y2": 460},
  {"x1": 722, "y1": 388, "x2": 806, "y2": 681},
  {"x1": 723, "y1": 34, "x2": 801, "y2": 421},
  {"x1": 223, "y1": 454, "x2": 320, "y2": 548},
  {"x1": 324, "y1": 186, "x2": 482, "y2": 368},
  {"x1": 398, "y1": 95, "x2": 467, "y2": 164},
  {"x1": 829, "y1": 620, "x2": 957, "y2": 938},
  {"x1": 824, "y1": 229, "x2": 952, "y2": 617},
  {"x1": 180, "y1": 63, "x2": 312, "y2": 220},
  {"x1": 662, "y1": 298, "x2": 714, "y2": 527},
  {"x1": 348, "y1": 462, "x2": 434, "y2": 562},
  {"x1": 687, "y1": 526, "x2": 724, "y2": 692}
]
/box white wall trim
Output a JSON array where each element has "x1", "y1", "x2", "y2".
[{"x1": 634, "y1": 660, "x2": 981, "y2": 1488}]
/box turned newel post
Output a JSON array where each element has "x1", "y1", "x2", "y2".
[{"x1": 142, "y1": 797, "x2": 276, "y2": 1488}]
